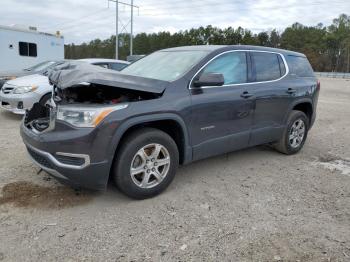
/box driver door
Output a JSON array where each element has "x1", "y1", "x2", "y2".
[{"x1": 189, "y1": 51, "x2": 255, "y2": 161}]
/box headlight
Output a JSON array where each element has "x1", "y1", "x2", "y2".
[
  {"x1": 13, "y1": 85, "x2": 38, "y2": 94},
  {"x1": 56, "y1": 104, "x2": 128, "y2": 128}
]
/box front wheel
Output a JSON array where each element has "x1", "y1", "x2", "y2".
[
  {"x1": 113, "y1": 128, "x2": 179, "y2": 199},
  {"x1": 274, "y1": 110, "x2": 309, "y2": 155}
]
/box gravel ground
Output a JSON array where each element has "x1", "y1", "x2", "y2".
[{"x1": 0, "y1": 78, "x2": 349, "y2": 262}]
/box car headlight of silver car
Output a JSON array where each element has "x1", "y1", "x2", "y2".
[
  {"x1": 13, "y1": 85, "x2": 38, "y2": 94},
  {"x1": 56, "y1": 104, "x2": 128, "y2": 128}
]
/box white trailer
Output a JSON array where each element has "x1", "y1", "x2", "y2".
[{"x1": 0, "y1": 25, "x2": 64, "y2": 72}]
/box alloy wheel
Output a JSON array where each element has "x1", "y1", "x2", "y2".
[
  {"x1": 130, "y1": 143, "x2": 171, "y2": 189},
  {"x1": 289, "y1": 119, "x2": 305, "y2": 148}
]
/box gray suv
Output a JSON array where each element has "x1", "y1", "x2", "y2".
[{"x1": 20, "y1": 45, "x2": 320, "y2": 199}]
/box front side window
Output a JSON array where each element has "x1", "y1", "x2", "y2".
[
  {"x1": 201, "y1": 52, "x2": 247, "y2": 85},
  {"x1": 252, "y1": 52, "x2": 282, "y2": 82},
  {"x1": 19, "y1": 42, "x2": 37, "y2": 57}
]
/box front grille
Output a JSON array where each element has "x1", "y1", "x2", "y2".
[
  {"x1": 27, "y1": 147, "x2": 54, "y2": 169},
  {"x1": 2, "y1": 85, "x2": 14, "y2": 94},
  {"x1": 55, "y1": 154, "x2": 86, "y2": 166}
]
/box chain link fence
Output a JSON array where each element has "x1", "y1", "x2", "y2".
[{"x1": 315, "y1": 72, "x2": 350, "y2": 79}]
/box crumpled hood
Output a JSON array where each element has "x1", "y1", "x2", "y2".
[
  {"x1": 5, "y1": 74, "x2": 49, "y2": 87},
  {"x1": 48, "y1": 62, "x2": 169, "y2": 94}
]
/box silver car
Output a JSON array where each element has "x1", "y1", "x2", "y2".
[{"x1": 0, "y1": 59, "x2": 129, "y2": 114}]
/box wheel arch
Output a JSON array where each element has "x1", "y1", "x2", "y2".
[
  {"x1": 39, "y1": 92, "x2": 52, "y2": 104},
  {"x1": 107, "y1": 113, "x2": 192, "y2": 173},
  {"x1": 285, "y1": 98, "x2": 314, "y2": 125}
]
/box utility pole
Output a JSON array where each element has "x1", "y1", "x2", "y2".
[
  {"x1": 347, "y1": 47, "x2": 350, "y2": 73},
  {"x1": 115, "y1": 0, "x2": 119, "y2": 59},
  {"x1": 130, "y1": 0, "x2": 133, "y2": 56}
]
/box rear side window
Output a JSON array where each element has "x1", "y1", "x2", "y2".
[
  {"x1": 19, "y1": 42, "x2": 37, "y2": 57},
  {"x1": 201, "y1": 52, "x2": 247, "y2": 85},
  {"x1": 251, "y1": 52, "x2": 282, "y2": 82},
  {"x1": 110, "y1": 63, "x2": 128, "y2": 71},
  {"x1": 287, "y1": 56, "x2": 314, "y2": 77}
]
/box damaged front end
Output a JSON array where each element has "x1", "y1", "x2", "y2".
[
  {"x1": 24, "y1": 62, "x2": 167, "y2": 133},
  {"x1": 23, "y1": 101, "x2": 53, "y2": 133}
]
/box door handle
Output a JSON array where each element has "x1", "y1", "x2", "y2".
[
  {"x1": 241, "y1": 91, "x2": 253, "y2": 99},
  {"x1": 287, "y1": 88, "x2": 296, "y2": 94}
]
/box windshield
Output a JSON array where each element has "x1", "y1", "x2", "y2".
[
  {"x1": 25, "y1": 61, "x2": 57, "y2": 72},
  {"x1": 121, "y1": 50, "x2": 209, "y2": 81}
]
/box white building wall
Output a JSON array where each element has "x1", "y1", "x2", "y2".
[{"x1": 0, "y1": 27, "x2": 64, "y2": 72}]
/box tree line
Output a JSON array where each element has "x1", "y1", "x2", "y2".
[{"x1": 65, "y1": 14, "x2": 350, "y2": 72}]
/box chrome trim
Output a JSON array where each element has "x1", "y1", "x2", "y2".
[
  {"x1": 27, "y1": 153, "x2": 68, "y2": 180},
  {"x1": 188, "y1": 49, "x2": 290, "y2": 90},
  {"x1": 56, "y1": 152, "x2": 91, "y2": 168},
  {"x1": 24, "y1": 142, "x2": 91, "y2": 170}
]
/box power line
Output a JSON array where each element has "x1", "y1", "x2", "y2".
[
  {"x1": 137, "y1": 0, "x2": 347, "y2": 14},
  {"x1": 41, "y1": 7, "x2": 111, "y2": 31},
  {"x1": 138, "y1": 1, "x2": 347, "y2": 17}
]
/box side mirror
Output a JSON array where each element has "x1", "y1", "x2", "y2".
[{"x1": 193, "y1": 73, "x2": 224, "y2": 88}]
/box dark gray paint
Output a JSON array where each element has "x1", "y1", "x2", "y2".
[{"x1": 21, "y1": 45, "x2": 320, "y2": 190}]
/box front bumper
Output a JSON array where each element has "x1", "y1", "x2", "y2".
[
  {"x1": 20, "y1": 119, "x2": 115, "y2": 190},
  {"x1": 0, "y1": 91, "x2": 41, "y2": 114}
]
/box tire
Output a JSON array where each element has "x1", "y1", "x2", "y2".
[
  {"x1": 113, "y1": 128, "x2": 179, "y2": 199},
  {"x1": 274, "y1": 110, "x2": 309, "y2": 155},
  {"x1": 39, "y1": 93, "x2": 52, "y2": 106}
]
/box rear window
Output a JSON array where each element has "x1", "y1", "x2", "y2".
[
  {"x1": 251, "y1": 52, "x2": 282, "y2": 82},
  {"x1": 287, "y1": 56, "x2": 314, "y2": 77}
]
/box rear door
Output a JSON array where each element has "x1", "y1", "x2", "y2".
[
  {"x1": 248, "y1": 51, "x2": 294, "y2": 146},
  {"x1": 189, "y1": 51, "x2": 255, "y2": 161}
]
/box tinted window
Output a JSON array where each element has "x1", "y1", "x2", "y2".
[
  {"x1": 19, "y1": 42, "x2": 28, "y2": 56},
  {"x1": 252, "y1": 52, "x2": 281, "y2": 81},
  {"x1": 122, "y1": 50, "x2": 209, "y2": 81},
  {"x1": 110, "y1": 63, "x2": 128, "y2": 71},
  {"x1": 19, "y1": 42, "x2": 37, "y2": 57},
  {"x1": 201, "y1": 52, "x2": 247, "y2": 85},
  {"x1": 287, "y1": 56, "x2": 314, "y2": 77},
  {"x1": 278, "y1": 55, "x2": 286, "y2": 76},
  {"x1": 29, "y1": 43, "x2": 37, "y2": 56},
  {"x1": 94, "y1": 63, "x2": 109, "y2": 68}
]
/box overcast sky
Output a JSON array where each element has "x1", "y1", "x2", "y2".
[{"x1": 1, "y1": 0, "x2": 349, "y2": 44}]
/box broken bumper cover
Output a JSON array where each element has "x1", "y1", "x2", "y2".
[{"x1": 20, "y1": 121, "x2": 112, "y2": 190}]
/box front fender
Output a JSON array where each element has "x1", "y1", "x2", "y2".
[{"x1": 106, "y1": 113, "x2": 192, "y2": 171}]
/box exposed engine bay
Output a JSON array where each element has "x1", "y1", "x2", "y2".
[
  {"x1": 55, "y1": 83, "x2": 160, "y2": 105},
  {"x1": 24, "y1": 62, "x2": 168, "y2": 133}
]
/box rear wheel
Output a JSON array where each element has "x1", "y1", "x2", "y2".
[
  {"x1": 274, "y1": 110, "x2": 309, "y2": 155},
  {"x1": 113, "y1": 128, "x2": 179, "y2": 199}
]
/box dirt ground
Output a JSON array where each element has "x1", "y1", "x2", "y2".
[{"x1": 0, "y1": 78, "x2": 349, "y2": 262}]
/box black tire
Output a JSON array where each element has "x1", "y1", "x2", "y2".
[
  {"x1": 274, "y1": 110, "x2": 309, "y2": 155},
  {"x1": 39, "y1": 93, "x2": 52, "y2": 106},
  {"x1": 113, "y1": 128, "x2": 179, "y2": 199}
]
